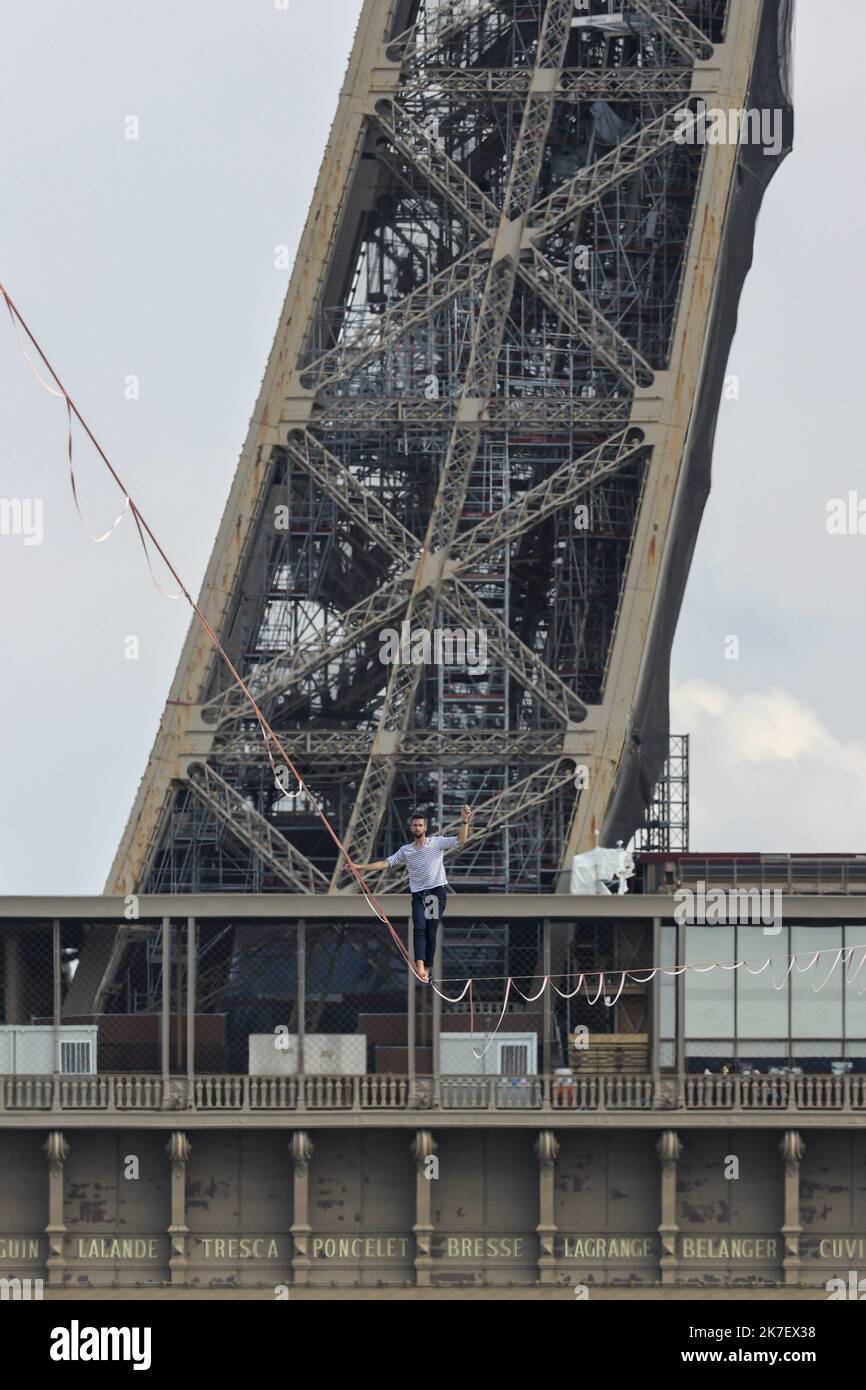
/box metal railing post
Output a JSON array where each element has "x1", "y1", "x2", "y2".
[
  {"x1": 408, "y1": 914, "x2": 417, "y2": 1105},
  {"x1": 432, "y1": 928, "x2": 442, "y2": 1097},
  {"x1": 160, "y1": 917, "x2": 171, "y2": 1105},
  {"x1": 542, "y1": 919, "x2": 552, "y2": 1076},
  {"x1": 52, "y1": 918, "x2": 61, "y2": 1094},
  {"x1": 676, "y1": 915, "x2": 686, "y2": 1077},
  {"x1": 650, "y1": 915, "x2": 661, "y2": 1083},
  {"x1": 297, "y1": 921, "x2": 306, "y2": 1112},
  {"x1": 186, "y1": 917, "x2": 196, "y2": 1099}
]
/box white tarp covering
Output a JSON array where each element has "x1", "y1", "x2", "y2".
[
  {"x1": 571, "y1": 13, "x2": 652, "y2": 37},
  {"x1": 590, "y1": 100, "x2": 637, "y2": 146},
  {"x1": 569, "y1": 845, "x2": 635, "y2": 896}
]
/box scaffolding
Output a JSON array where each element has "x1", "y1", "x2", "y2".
[{"x1": 633, "y1": 732, "x2": 689, "y2": 852}]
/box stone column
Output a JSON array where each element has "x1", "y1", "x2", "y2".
[
  {"x1": 44, "y1": 1131, "x2": 69, "y2": 1287},
  {"x1": 535, "y1": 1130, "x2": 559, "y2": 1285},
  {"x1": 166, "y1": 1131, "x2": 191, "y2": 1285},
  {"x1": 657, "y1": 1130, "x2": 682, "y2": 1286},
  {"x1": 781, "y1": 1130, "x2": 804, "y2": 1288},
  {"x1": 412, "y1": 1130, "x2": 437, "y2": 1286},
  {"x1": 290, "y1": 1132, "x2": 314, "y2": 1286}
]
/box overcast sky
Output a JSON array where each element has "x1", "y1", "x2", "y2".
[{"x1": 0, "y1": 1, "x2": 863, "y2": 894}]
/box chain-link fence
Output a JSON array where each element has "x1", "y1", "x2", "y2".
[{"x1": 0, "y1": 915, "x2": 657, "y2": 1097}]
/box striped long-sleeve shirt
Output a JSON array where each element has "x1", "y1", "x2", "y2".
[{"x1": 386, "y1": 836, "x2": 459, "y2": 893}]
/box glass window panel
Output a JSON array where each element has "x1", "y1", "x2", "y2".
[
  {"x1": 685, "y1": 927, "x2": 734, "y2": 1038},
  {"x1": 736, "y1": 927, "x2": 790, "y2": 1038},
  {"x1": 844, "y1": 925, "x2": 866, "y2": 1041},
  {"x1": 659, "y1": 1041, "x2": 676, "y2": 1067},
  {"x1": 791, "y1": 927, "x2": 843, "y2": 1038}
]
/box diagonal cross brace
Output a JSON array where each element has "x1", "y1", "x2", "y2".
[
  {"x1": 209, "y1": 429, "x2": 640, "y2": 733},
  {"x1": 450, "y1": 428, "x2": 646, "y2": 568},
  {"x1": 389, "y1": 0, "x2": 506, "y2": 70},
  {"x1": 284, "y1": 432, "x2": 416, "y2": 563},
  {"x1": 212, "y1": 425, "x2": 644, "y2": 731},
  {"x1": 527, "y1": 248, "x2": 655, "y2": 388},
  {"x1": 627, "y1": 0, "x2": 714, "y2": 65},
  {"x1": 186, "y1": 762, "x2": 328, "y2": 892},
  {"x1": 527, "y1": 104, "x2": 704, "y2": 240},
  {"x1": 299, "y1": 248, "x2": 487, "y2": 391},
  {"x1": 206, "y1": 573, "x2": 412, "y2": 728},
  {"x1": 375, "y1": 104, "x2": 500, "y2": 237},
  {"x1": 441, "y1": 579, "x2": 587, "y2": 726},
  {"x1": 307, "y1": 100, "x2": 698, "y2": 399}
]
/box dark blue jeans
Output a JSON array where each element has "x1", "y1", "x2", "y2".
[{"x1": 411, "y1": 886, "x2": 448, "y2": 967}]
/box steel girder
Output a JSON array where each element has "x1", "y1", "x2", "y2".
[
  {"x1": 215, "y1": 729, "x2": 575, "y2": 764},
  {"x1": 398, "y1": 67, "x2": 695, "y2": 102},
  {"x1": 309, "y1": 396, "x2": 634, "y2": 429}
]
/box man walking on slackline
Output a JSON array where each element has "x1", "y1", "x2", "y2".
[{"x1": 358, "y1": 807, "x2": 472, "y2": 983}]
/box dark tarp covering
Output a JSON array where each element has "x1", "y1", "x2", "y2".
[{"x1": 605, "y1": 0, "x2": 795, "y2": 847}]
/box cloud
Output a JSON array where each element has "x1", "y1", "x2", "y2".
[{"x1": 670, "y1": 681, "x2": 866, "y2": 851}]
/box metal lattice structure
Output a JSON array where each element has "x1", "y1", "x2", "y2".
[
  {"x1": 106, "y1": 0, "x2": 791, "y2": 899},
  {"x1": 633, "y1": 733, "x2": 689, "y2": 851}
]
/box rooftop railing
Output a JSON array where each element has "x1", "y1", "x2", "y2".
[{"x1": 2, "y1": 1072, "x2": 864, "y2": 1115}]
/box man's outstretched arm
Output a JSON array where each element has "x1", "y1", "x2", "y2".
[
  {"x1": 458, "y1": 804, "x2": 472, "y2": 846},
  {"x1": 355, "y1": 859, "x2": 389, "y2": 871}
]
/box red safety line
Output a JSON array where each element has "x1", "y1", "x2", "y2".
[
  {"x1": 5, "y1": 283, "x2": 863, "y2": 1045},
  {"x1": 0, "y1": 281, "x2": 420, "y2": 981}
]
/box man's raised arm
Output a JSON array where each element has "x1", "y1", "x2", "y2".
[{"x1": 458, "y1": 804, "x2": 472, "y2": 846}]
